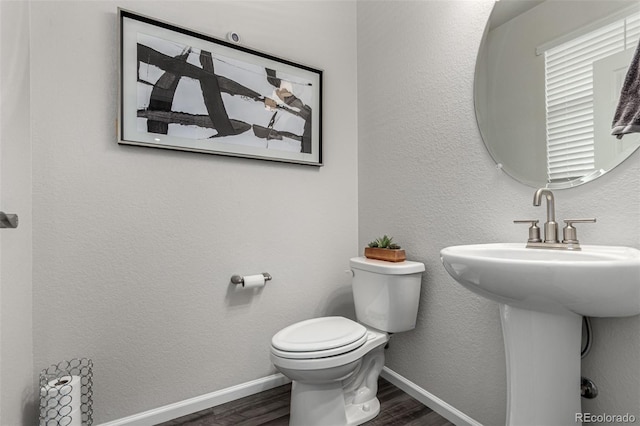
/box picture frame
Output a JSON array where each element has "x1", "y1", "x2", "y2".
[{"x1": 118, "y1": 9, "x2": 323, "y2": 166}]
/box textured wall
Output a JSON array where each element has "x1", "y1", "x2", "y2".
[
  {"x1": 0, "y1": 2, "x2": 34, "y2": 425},
  {"x1": 357, "y1": 1, "x2": 640, "y2": 425},
  {"x1": 30, "y1": 1, "x2": 358, "y2": 423},
  {"x1": 20, "y1": 1, "x2": 640, "y2": 424}
]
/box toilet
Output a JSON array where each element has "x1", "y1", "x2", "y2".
[{"x1": 270, "y1": 256, "x2": 425, "y2": 426}]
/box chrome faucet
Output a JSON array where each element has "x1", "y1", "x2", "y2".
[
  {"x1": 514, "y1": 188, "x2": 596, "y2": 250},
  {"x1": 533, "y1": 188, "x2": 558, "y2": 243}
]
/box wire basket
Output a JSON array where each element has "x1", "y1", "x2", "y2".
[{"x1": 39, "y1": 358, "x2": 93, "y2": 426}]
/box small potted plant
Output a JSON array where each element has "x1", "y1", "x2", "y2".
[{"x1": 364, "y1": 235, "x2": 406, "y2": 262}]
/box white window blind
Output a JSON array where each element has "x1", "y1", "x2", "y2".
[{"x1": 544, "y1": 11, "x2": 640, "y2": 183}]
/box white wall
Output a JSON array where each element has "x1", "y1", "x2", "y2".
[
  {"x1": 0, "y1": 2, "x2": 34, "y2": 424},
  {"x1": 7, "y1": 1, "x2": 638, "y2": 424},
  {"x1": 357, "y1": 1, "x2": 640, "y2": 425},
  {"x1": 30, "y1": 1, "x2": 358, "y2": 423}
]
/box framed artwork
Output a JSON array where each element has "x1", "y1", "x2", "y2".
[{"x1": 118, "y1": 9, "x2": 323, "y2": 166}]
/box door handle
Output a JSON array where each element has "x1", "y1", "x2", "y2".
[{"x1": 0, "y1": 212, "x2": 19, "y2": 228}]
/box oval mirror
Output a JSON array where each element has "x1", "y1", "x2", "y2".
[{"x1": 475, "y1": 0, "x2": 640, "y2": 189}]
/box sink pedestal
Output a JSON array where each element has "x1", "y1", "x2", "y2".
[{"x1": 500, "y1": 304, "x2": 582, "y2": 426}]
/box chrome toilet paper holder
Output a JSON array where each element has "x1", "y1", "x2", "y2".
[{"x1": 231, "y1": 272, "x2": 272, "y2": 285}]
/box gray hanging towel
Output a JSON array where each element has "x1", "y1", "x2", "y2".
[{"x1": 612, "y1": 39, "x2": 640, "y2": 139}]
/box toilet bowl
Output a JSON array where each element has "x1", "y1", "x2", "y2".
[
  {"x1": 270, "y1": 257, "x2": 425, "y2": 426},
  {"x1": 271, "y1": 317, "x2": 389, "y2": 425}
]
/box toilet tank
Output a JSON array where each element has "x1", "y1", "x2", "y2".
[{"x1": 350, "y1": 257, "x2": 425, "y2": 333}]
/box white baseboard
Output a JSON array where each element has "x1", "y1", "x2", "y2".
[
  {"x1": 97, "y1": 373, "x2": 291, "y2": 426},
  {"x1": 99, "y1": 367, "x2": 481, "y2": 426},
  {"x1": 381, "y1": 367, "x2": 483, "y2": 426}
]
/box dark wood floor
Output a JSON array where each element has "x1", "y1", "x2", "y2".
[{"x1": 158, "y1": 377, "x2": 455, "y2": 426}]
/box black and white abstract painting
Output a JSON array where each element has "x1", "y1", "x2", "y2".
[{"x1": 119, "y1": 10, "x2": 322, "y2": 166}]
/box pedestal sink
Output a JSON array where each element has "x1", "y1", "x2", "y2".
[{"x1": 440, "y1": 243, "x2": 640, "y2": 426}]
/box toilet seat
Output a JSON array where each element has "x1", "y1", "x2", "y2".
[
  {"x1": 270, "y1": 326, "x2": 388, "y2": 372},
  {"x1": 271, "y1": 317, "x2": 368, "y2": 360}
]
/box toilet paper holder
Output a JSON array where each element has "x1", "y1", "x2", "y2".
[{"x1": 231, "y1": 272, "x2": 272, "y2": 285}]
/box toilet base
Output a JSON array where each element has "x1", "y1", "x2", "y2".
[
  {"x1": 287, "y1": 333, "x2": 388, "y2": 426},
  {"x1": 288, "y1": 381, "x2": 382, "y2": 426},
  {"x1": 290, "y1": 380, "x2": 349, "y2": 426},
  {"x1": 345, "y1": 397, "x2": 380, "y2": 425}
]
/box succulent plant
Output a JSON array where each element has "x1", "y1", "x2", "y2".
[{"x1": 368, "y1": 235, "x2": 401, "y2": 249}]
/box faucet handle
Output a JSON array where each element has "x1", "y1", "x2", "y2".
[
  {"x1": 562, "y1": 218, "x2": 596, "y2": 244},
  {"x1": 514, "y1": 220, "x2": 542, "y2": 243}
]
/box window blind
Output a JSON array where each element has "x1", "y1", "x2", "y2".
[{"x1": 544, "y1": 11, "x2": 640, "y2": 183}]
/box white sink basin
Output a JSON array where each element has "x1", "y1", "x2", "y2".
[
  {"x1": 440, "y1": 243, "x2": 640, "y2": 317},
  {"x1": 440, "y1": 243, "x2": 640, "y2": 426}
]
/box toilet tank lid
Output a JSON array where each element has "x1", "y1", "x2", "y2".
[{"x1": 350, "y1": 257, "x2": 425, "y2": 274}]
